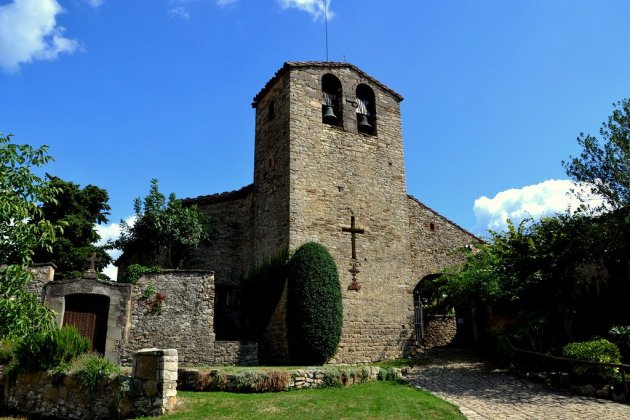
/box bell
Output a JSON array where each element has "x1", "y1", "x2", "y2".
[
  {"x1": 323, "y1": 105, "x2": 337, "y2": 123},
  {"x1": 357, "y1": 113, "x2": 372, "y2": 130}
]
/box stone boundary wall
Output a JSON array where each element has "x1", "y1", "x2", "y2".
[
  {"x1": 177, "y1": 366, "x2": 404, "y2": 393},
  {"x1": 3, "y1": 370, "x2": 119, "y2": 419},
  {"x1": 1, "y1": 349, "x2": 178, "y2": 419},
  {"x1": 24, "y1": 263, "x2": 56, "y2": 301},
  {"x1": 213, "y1": 341, "x2": 258, "y2": 366},
  {"x1": 119, "y1": 271, "x2": 215, "y2": 366},
  {"x1": 421, "y1": 315, "x2": 457, "y2": 348}
]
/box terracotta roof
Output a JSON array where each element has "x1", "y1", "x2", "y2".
[
  {"x1": 252, "y1": 61, "x2": 404, "y2": 107},
  {"x1": 407, "y1": 194, "x2": 484, "y2": 243},
  {"x1": 182, "y1": 184, "x2": 253, "y2": 205}
]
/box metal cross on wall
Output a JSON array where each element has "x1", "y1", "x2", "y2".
[
  {"x1": 342, "y1": 216, "x2": 365, "y2": 291},
  {"x1": 342, "y1": 216, "x2": 365, "y2": 260}
]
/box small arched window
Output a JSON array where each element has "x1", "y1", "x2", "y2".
[
  {"x1": 356, "y1": 84, "x2": 376, "y2": 135},
  {"x1": 322, "y1": 74, "x2": 343, "y2": 127}
]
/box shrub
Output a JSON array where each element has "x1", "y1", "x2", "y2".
[
  {"x1": 609, "y1": 325, "x2": 630, "y2": 362},
  {"x1": 13, "y1": 325, "x2": 90, "y2": 373},
  {"x1": 321, "y1": 366, "x2": 342, "y2": 387},
  {"x1": 562, "y1": 338, "x2": 621, "y2": 383},
  {"x1": 287, "y1": 242, "x2": 343, "y2": 365},
  {"x1": 0, "y1": 338, "x2": 16, "y2": 365},
  {"x1": 71, "y1": 353, "x2": 121, "y2": 391},
  {"x1": 123, "y1": 264, "x2": 161, "y2": 284}
]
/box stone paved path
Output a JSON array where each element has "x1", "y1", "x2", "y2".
[{"x1": 405, "y1": 348, "x2": 630, "y2": 419}]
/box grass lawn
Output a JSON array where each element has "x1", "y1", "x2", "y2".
[{"x1": 155, "y1": 380, "x2": 464, "y2": 419}]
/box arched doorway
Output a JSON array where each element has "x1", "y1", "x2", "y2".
[
  {"x1": 63, "y1": 294, "x2": 110, "y2": 354},
  {"x1": 413, "y1": 274, "x2": 443, "y2": 345}
]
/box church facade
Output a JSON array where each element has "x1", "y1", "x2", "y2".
[{"x1": 178, "y1": 62, "x2": 479, "y2": 363}]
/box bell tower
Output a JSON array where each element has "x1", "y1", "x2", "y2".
[{"x1": 252, "y1": 62, "x2": 415, "y2": 363}]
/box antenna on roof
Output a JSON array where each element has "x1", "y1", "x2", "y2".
[{"x1": 324, "y1": 0, "x2": 329, "y2": 61}]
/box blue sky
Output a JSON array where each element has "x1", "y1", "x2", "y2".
[{"x1": 2, "y1": 0, "x2": 630, "y2": 277}]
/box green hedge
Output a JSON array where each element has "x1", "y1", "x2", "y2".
[
  {"x1": 287, "y1": 242, "x2": 343, "y2": 364},
  {"x1": 562, "y1": 338, "x2": 621, "y2": 383}
]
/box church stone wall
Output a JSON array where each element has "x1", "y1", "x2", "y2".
[
  {"x1": 284, "y1": 65, "x2": 416, "y2": 363},
  {"x1": 252, "y1": 74, "x2": 292, "y2": 264},
  {"x1": 119, "y1": 270, "x2": 216, "y2": 366},
  {"x1": 407, "y1": 196, "x2": 479, "y2": 282},
  {"x1": 186, "y1": 187, "x2": 253, "y2": 287}
]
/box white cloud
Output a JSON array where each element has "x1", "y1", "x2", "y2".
[
  {"x1": 279, "y1": 0, "x2": 333, "y2": 21},
  {"x1": 94, "y1": 215, "x2": 135, "y2": 281},
  {"x1": 0, "y1": 0, "x2": 79, "y2": 72},
  {"x1": 168, "y1": 6, "x2": 190, "y2": 19},
  {"x1": 216, "y1": 0, "x2": 237, "y2": 6},
  {"x1": 473, "y1": 179, "x2": 606, "y2": 234}
]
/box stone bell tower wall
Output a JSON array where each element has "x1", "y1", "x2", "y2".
[
  {"x1": 252, "y1": 73, "x2": 292, "y2": 265},
  {"x1": 284, "y1": 64, "x2": 416, "y2": 363}
]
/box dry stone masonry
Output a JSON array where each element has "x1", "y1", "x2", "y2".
[{"x1": 2, "y1": 349, "x2": 178, "y2": 419}]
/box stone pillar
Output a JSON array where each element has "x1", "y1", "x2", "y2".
[{"x1": 131, "y1": 348, "x2": 178, "y2": 417}]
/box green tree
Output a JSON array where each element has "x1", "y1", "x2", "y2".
[
  {"x1": 113, "y1": 178, "x2": 210, "y2": 270},
  {"x1": 563, "y1": 98, "x2": 630, "y2": 209},
  {"x1": 442, "y1": 210, "x2": 630, "y2": 352},
  {"x1": 32, "y1": 176, "x2": 112, "y2": 279},
  {"x1": 286, "y1": 242, "x2": 343, "y2": 364},
  {"x1": 0, "y1": 133, "x2": 58, "y2": 339}
]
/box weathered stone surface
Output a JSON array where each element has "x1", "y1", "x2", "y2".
[
  {"x1": 3, "y1": 348, "x2": 179, "y2": 420},
  {"x1": 118, "y1": 271, "x2": 216, "y2": 366},
  {"x1": 186, "y1": 62, "x2": 479, "y2": 364}
]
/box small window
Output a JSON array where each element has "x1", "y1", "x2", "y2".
[
  {"x1": 322, "y1": 74, "x2": 343, "y2": 127},
  {"x1": 268, "y1": 100, "x2": 275, "y2": 121},
  {"x1": 356, "y1": 84, "x2": 376, "y2": 135}
]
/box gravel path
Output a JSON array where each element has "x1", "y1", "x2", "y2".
[{"x1": 405, "y1": 348, "x2": 630, "y2": 420}]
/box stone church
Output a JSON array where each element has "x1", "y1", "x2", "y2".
[
  {"x1": 173, "y1": 61, "x2": 478, "y2": 363},
  {"x1": 35, "y1": 61, "x2": 478, "y2": 366}
]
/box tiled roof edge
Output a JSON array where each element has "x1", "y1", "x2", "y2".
[
  {"x1": 407, "y1": 194, "x2": 484, "y2": 243},
  {"x1": 252, "y1": 61, "x2": 404, "y2": 107},
  {"x1": 182, "y1": 184, "x2": 253, "y2": 205}
]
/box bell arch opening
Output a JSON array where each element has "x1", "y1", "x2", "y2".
[
  {"x1": 356, "y1": 84, "x2": 376, "y2": 135},
  {"x1": 321, "y1": 74, "x2": 343, "y2": 127}
]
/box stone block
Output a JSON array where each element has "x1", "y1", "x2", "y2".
[{"x1": 134, "y1": 355, "x2": 158, "y2": 380}]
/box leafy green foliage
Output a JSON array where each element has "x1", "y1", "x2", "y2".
[
  {"x1": 241, "y1": 248, "x2": 290, "y2": 339},
  {"x1": 0, "y1": 338, "x2": 16, "y2": 364},
  {"x1": 442, "y1": 208, "x2": 630, "y2": 352},
  {"x1": 286, "y1": 242, "x2": 343, "y2": 364},
  {"x1": 563, "y1": 338, "x2": 621, "y2": 383},
  {"x1": 112, "y1": 178, "x2": 210, "y2": 269},
  {"x1": 32, "y1": 176, "x2": 112, "y2": 279},
  {"x1": 563, "y1": 98, "x2": 630, "y2": 209},
  {"x1": 0, "y1": 133, "x2": 59, "y2": 340},
  {"x1": 71, "y1": 353, "x2": 121, "y2": 391},
  {"x1": 609, "y1": 325, "x2": 630, "y2": 362},
  {"x1": 12, "y1": 325, "x2": 90, "y2": 373},
  {"x1": 0, "y1": 133, "x2": 59, "y2": 266},
  {"x1": 0, "y1": 265, "x2": 56, "y2": 339},
  {"x1": 139, "y1": 283, "x2": 166, "y2": 315},
  {"x1": 122, "y1": 263, "x2": 162, "y2": 284}
]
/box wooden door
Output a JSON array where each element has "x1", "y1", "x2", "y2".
[{"x1": 63, "y1": 294, "x2": 109, "y2": 354}]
